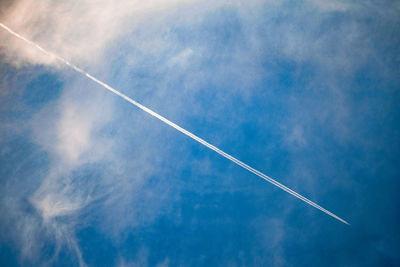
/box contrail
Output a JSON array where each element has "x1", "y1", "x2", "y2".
[{"x1": 0, "y1": 23, "x2": 349, "y2": 225}]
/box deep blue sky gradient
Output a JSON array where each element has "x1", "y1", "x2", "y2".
[{"x1": 1, "y1": 1, "x2": 400, "y2": 266}]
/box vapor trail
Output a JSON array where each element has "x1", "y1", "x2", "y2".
[{"x1": 0, "y1": 23, "x2": 349, "y2": 225}]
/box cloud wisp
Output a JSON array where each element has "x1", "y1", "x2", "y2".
[{"x1": 0, "y1": 22, "x2": 349, "y2": 225}]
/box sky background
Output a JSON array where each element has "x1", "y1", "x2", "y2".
[{"x1": 0, "y1": 0, "x2": 400, "y2": 266}]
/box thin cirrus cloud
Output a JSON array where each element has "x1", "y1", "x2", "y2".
[
  {"x1": 2, "y1": 3, "x2": 353, "y2": 226},
  {"x1": 0, "y1": 0, "x2": 375, "y2": 266},
  {"x1": 0, "y1": 0, "x2": 209, "y2": 67},
  {"x1": 3, "y1": 20, "x2": 349, "y2": 224},
  {"x1": 0, "y1": 1, "x2": 233, "y2": 264}
]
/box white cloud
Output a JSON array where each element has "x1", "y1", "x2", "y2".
[
  {"x1": 284, "y1": 124, "x2": 307, "y2": 148},
  {"x1": 0, "y1": 0, "x2": 378, "y2": 265},
  {"x1": 31, "y1": 79, "x2": 113, "y2": 166},
  {"x1": 56, "y1": 104, "x2": 92, "y2": 163},
  {"x1": 23, "y1": 77, "x2": 114, "y2": 265},
  {"x1": 0, "y1": 0, "x2": 203, "y2": 68},
  {"x1": 167, "y1": 48, "x2": 194, "y2": 68}
]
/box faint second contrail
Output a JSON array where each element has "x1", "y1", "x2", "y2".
[{"x1": 0, "y1": 23, "x2": 349, "y2": 225}]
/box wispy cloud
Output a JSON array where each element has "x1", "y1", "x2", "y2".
[
  {"x1": 2, "y1": 0, "x2": 397, "y2": 266},
  {"x1": 2, "y1": 20, "x2": 351, "y2": 227},
  {"x1": 0, "y1": 0, "x2": 205, "y2": 67}
]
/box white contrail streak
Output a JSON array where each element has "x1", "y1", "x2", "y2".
[{"x1": 0, "y1": 23, "x2": 349, "y2": 225}]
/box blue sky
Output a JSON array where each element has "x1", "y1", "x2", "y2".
[{"x1": 0, "y1": 0, "x2": 400, "y2": 266}]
